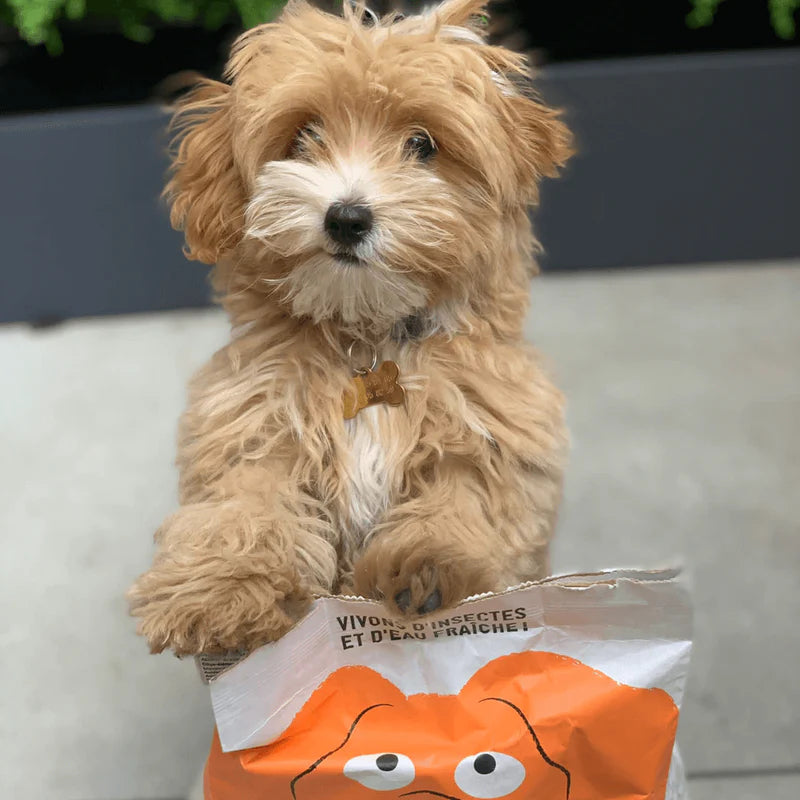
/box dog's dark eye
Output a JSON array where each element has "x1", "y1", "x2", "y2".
[
  {"x1": 404, "y1": 131, "x2": 436, "y2": 162},
  {"x1": 360, "y1": 7, "x2": 379, "y2": 26},
  {"x1": 290, "y1": 121, "x2": 324, "y2": 158}
]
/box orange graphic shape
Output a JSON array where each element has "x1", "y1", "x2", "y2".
[{"x1": 205, "y1": 651, "x2": 679, "y2": 800}]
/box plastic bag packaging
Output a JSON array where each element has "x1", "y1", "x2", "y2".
[{"x1": 198, "y1": 568, "x2": 693, "y2": 800}]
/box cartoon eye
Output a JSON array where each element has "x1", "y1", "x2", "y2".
[
  {"x1": 454, "y1": 752, "x2": 526, "y2": 799},
  {"x1": 343, "y1": 753, "x2": 415, "y2": 791},
  {"x1": 404, "y1": 130, "x2": 436, "y2": 161}
]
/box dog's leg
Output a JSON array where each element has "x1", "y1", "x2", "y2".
[
  {"x1": 128, "y1": 466, "x2": 337, "y2": 655},
  {"x1": 353, "y1": 456, "x2": 561, "y2": 616}
]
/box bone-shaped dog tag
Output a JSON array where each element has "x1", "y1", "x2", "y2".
[{"x1": 343, "y1": 361, "x2": 406, "y2": 419}]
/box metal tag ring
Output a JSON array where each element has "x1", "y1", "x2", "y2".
[{"x1": 347, "y1": 340, "x2": 378, "y2": 375}]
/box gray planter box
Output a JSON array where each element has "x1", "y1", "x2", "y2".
[
  {"x1": 1, "y1": 105, "x2": 207, "y2": 324},
  {"x1": 536, "y1": 48, "x2": 800, "y2": 271},
  {"x1": 1, "y1": 48, "x2": 798, "y2": 324}
]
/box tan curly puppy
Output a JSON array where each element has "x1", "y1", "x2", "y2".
[{"x1": 128, "y1": 0, "x2": 572, "y2": 656}]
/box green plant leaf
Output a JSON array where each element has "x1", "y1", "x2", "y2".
[
  {"x1": 233, "y1": 0, "x2": 280, "y2": 29},
  {"x1": 122, "y1": 21, "x2": 154, "y2": 42},
  {"x1": 688, "y1": 0, "x2": 797, "y2": 37},
  {"x1": 119, "y1": 7, "x2": 154, "y2": 42},
  {"x1": 770, "y1": 0, "x2": 799, "y2": 38},
  {"x1": 8, "y1": 0, "x2": 66, "y2": 43},
  {"x1": 203, "y1": 0, "x2": 232, "y2": 29},
  {"x1": 65, "y1": 0, "x2": 85, "y2": 19},
  {"x1": 44, "y1": 24, "x2": 64, "y2": 54},
  {"x1": 686, "y1": 0, "x2": 724, "y2": 29}
]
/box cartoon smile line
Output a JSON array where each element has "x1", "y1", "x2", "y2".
[{"x1": 400, "y1": 791, "x2": 463, "y2": 800}]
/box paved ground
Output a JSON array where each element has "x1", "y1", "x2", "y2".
[{"x1": 1, "y1": 261, "x2": 798, "y2": 799}]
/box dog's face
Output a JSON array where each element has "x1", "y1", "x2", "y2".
[{"x1": 166, "y1": 0, "x2": 571, "y2": 330}]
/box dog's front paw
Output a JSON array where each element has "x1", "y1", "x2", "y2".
[
  {"x1": 128, "y1": 561, "x2": 310, "y2": 656},
  {"x1": 353, "y1": 520, "x2": 498, "y2": 617}
]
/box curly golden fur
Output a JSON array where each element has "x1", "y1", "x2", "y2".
[{"x1": 128, "y1": 0, "x2": 572, "y2": 656}]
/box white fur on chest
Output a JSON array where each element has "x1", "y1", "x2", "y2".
[{"x1": 345, "y1": 405, "x2": 391, "y2": 535}]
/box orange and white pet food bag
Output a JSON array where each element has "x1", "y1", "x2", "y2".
[{"x1": 200, "y1": 568, "x2": 692, "y2": 800}]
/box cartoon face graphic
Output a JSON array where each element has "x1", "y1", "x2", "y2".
[
  {"x1": 204, "y1": 652, "x2": 679, "y2": 800},
  {"x1": 290, "y1": 683, "x2": 571, "y2": 800}
]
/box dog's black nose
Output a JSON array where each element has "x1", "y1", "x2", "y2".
[{"x1": 325, "y1": 202, "x2": 373, "y2": 247}]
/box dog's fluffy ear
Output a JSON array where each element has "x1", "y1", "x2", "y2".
[
  {"x1": 165, "y1": 79, "x2": 246, "y2": 264},
  {"x1": 434, "y1": 1, "x2": 573, "y2": 199},
  {"x1": 502, "y1": 77, "x2": 574, "y2": 194}
]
